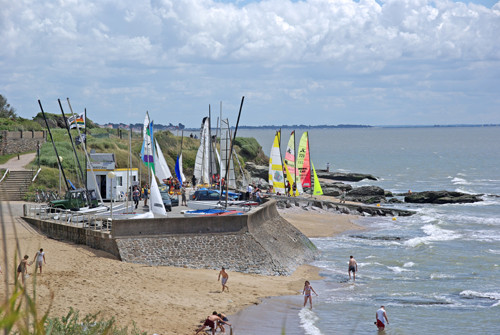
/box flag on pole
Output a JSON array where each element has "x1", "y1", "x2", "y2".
[{"x1": 68, "y1": 113, "x2": 85, "y2": 129}]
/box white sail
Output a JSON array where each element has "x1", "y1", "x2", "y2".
[
  {"x1": 220, "y1": 119, "x2": 236, "y2": 189},
  {"x1": 193, "y1": 117, "x2": 213, "y2": 185},
  {"x1": 149, "y1": 173, "x2": 167, "y2": 217},
  {"x1": 269, "y1": 131, "x2": 286, "y2": 194},
  {"x1": 154, "y1": 140, "x2": 172, "y2": 183},
  {"x1": 177, "y1": 153, "x2": 186, "y2": 183}
]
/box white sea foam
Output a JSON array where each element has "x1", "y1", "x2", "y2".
[
  {"x1": 388, "y1": 266, "x2": 411, "y2": 273},
  {"x1": 403, "y1": 262, "x2": 415, "y2": 268},
  {"x1": 452, "y1": 177, "x2": 470, "y2": 185},
  {"x1": 404, "y1": 224, "x2": 460, "y2": 248},
  {"x1": 430, "y1": 273, "x2": 455, "y2": 280},
  {"x1": 299, "y1": 307, "x2": 323, "y2": 335},
  {"x1": 459, "y1": 290, "x2": 500, "y2": 301},
  {"x1": 487, "y1": 249, "x2": 500, "y2": 255}
]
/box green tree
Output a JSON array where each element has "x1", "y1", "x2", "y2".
[{"x1": 0, "y1": 94, "x2": 17, "y2": 119}]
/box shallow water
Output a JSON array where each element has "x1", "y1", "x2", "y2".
[{"x1": 231, "y1": 127, "x2": 500, "y2": 334}]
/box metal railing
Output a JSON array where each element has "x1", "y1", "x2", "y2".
[
  {"x1": 0, "y1": 168, "x2": 9, "y2": 183},
  {"x1": 23, "y1": 204, "x2": 113, "y2": 233}
]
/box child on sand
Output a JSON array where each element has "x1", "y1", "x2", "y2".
[
  {"x1": 303, "y1": 280, "x2": 318, "y2": 309},
  {"x1": 16, "y1": 255, "x2": 30, "y2": 284}
]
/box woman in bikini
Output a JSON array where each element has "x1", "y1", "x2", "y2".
[{"x1": 303, "y1": 280, "x2": 318, "y2": 309}]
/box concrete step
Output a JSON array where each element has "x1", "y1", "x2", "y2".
[{"x1": 0, "y1": 170, "x2": 33, "y2": 201}]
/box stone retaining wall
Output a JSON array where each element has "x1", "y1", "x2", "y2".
[
  {"x1": 22, "y1": 217, "x2": 120, "y2": 257},
  {"x1": 23, "y1": 200, "x2": 318, "y2": 276},
  {"x1": 0, "y1": 130, "x2": 46, "y2": 155},
  {"x1": 113, "y1": 200, "x2": 317, "y2": 275}
]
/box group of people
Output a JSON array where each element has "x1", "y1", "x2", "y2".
[
  {"x1": 15, "y1": 248, "x2": 46, "y2": 284},
  {"x1": 245, "y1": 183, "x2": 264, "y2": 203},
  {"x1": 195, "y1": 311, "x2": 231, "y2": 335},
  {"x1": 194, "y1": 268, "x2": 231, "y2": 334},
  {"x1": 302, "y1": 256, "x2": 390, "y2": 331}
]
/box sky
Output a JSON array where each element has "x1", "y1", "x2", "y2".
[{"x1": 1, "y1": 0, "x2": 499, "y2": 128}]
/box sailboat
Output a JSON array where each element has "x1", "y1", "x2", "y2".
[
  {"x1": 296, "y1": 131, "x2": 323, "y2": 196},
  {"x1": 140, "y1": 113, "x2": 155, "y2": 174},
  {"x1": 220, "y1": 118, "x2": 236, "y2": 189},
  {"x1": 131, "y1": 172, "x2": 167, "y2": 219},
  {"x1": 283, "y1": 131, "x2": 303, "y2": 196},
  {"x1": 154, "y1": 140, "x2": 172, "y2": 183},
  {"x1": 268, "y1": 130, "x2": 286, "y2": 194},
  {"x1": 175, "y1": 132, "x2": 186, "y2": 186},
  {"x1": 193, "y1": 117, "x2": 217, "y2": 186}
]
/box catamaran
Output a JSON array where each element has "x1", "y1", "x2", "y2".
[
  {"x1": 283, "y1": 131, "x2": 303, "y2": 196},
  {"x1": 268, "y1": 130, "x2": 286, "y2": 194},
  {"x1": 296, "y1": 131, "x2": 323, "y2": 196}
]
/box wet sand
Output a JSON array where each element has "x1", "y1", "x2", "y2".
[{"x1": 0, "y1": 199, "x2": 362, "y2": 334}]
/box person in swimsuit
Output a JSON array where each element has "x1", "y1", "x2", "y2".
[
  {"x1": 218, "y1": 267, "x2": 229, "y2": 292},
  {"x1": 303, "y1": 280, "x2": 318, "y2": 308},
  {"x1": 16, "y1": 255, "x2": 30, "y2": 284},
  {"x1": 33, "y1": 248, "x2": 46, "y2": 274},
  {"x1": 195, "y1": 311, "x2": 230, "y2": 335},
  {"x1": 348, "y1": 255, "x2": 358, "y2": 281},
  {"x1": 375, "y1": 305, "x2": 389, "y2": 330}
]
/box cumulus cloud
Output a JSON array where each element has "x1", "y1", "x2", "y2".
[{"x1": 0, "y1": 0, "x2": 499, "y2": 125}]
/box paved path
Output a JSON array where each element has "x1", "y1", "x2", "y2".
[{"x1": 0, "y1": 153, "x2": 36, "y2": 171}]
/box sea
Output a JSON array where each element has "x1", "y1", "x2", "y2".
[{"x1": 229, "y1": 127, "x2": 500, "y2": 335}]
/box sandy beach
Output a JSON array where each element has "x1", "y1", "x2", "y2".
[{"x1": 0, "y1": 199, "x2": 362, "y2": 334}]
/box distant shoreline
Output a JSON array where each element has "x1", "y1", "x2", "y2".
[{"x1": 179, "y1": 123, "x2": 500, "y2": 131}]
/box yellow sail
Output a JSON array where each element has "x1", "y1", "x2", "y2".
[
  {"x1": 268, "y1": 131, "x2": 285, "y2": 194},
  {"x1": 312, "y1": 162, "x2": 323, "y2": 196}
]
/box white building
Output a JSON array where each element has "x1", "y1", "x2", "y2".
[{"x1": 86, "y1": 152, "x2": 139, "y2": 201}]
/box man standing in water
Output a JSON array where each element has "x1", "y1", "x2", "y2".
[
  {"x1": 375, "y1": 306, "x2": 389, "y2": 331},
  {"x1": 218, "y1": 267, "x2": 229, "y2": 292},
  {"x1": 348, "y1": 255, "x2": 358, "y2": 281}
]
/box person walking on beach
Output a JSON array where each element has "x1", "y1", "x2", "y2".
[
  {"x1": 375, "y1": 306, "x2": 389, "y2": 331},
  {"x1": 181, "y1": 186, "x2": 187, "y2": 206},
  {"x1": 195, "y1": 311, "x2": 231, "y2": 335},
  {"x1": 33, "y1": 248, "x2": 46, "y2": 274},
  {"x1": 16, "y1": 255, "x2": 30, "y2": 284},
  {"x1": 348, "y1": 255, "x2": 358, "y2": 281},
  {"x1": 133, "y1": 187, "x2": 140, "y2": 209},
  {"x1": 218, "y1": 267, "x2": 229, "y2": 292},
  {"x1": 303, "y1": 280, "x2": 318, "y2": 309}
]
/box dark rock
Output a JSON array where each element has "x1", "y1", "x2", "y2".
[
  {"x1": 316, "y1": 171, "x2": 377, "y2": 182},
  {"x1": 388, "y1": 198, "x2": 403, "y2": 204},
  {"x1": 245, "y1": 162, "x2": 268, "y2": 180},
  {"x1": 320, "y1": 182, "x2": 352, "y2": 196},
  {"x1": 404, "y1": 191, "x2": 483, "y2": 204},
  {"x1": 347, "y1": 186, "x2": 386, "y2": 204}
]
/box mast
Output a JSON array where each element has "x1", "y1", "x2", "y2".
[
  {"x1": 59, "y1": 99, "x2": 85, "y2": 188},
  {"x1": 208, "y1": 105, "x2": 212, "y2": 187},
  {"x1": 84, "y1": 108, "x2": 87, "y2": 189},
  {"x1": 67, "y1": 99, "x2": 104, "y2": 204},
  {"x1": 38, "y1": 100, "x2": 70, "y2": 191},
  {"x1": 224, "y1": 96, "x2": 244, "y2": 207}
]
